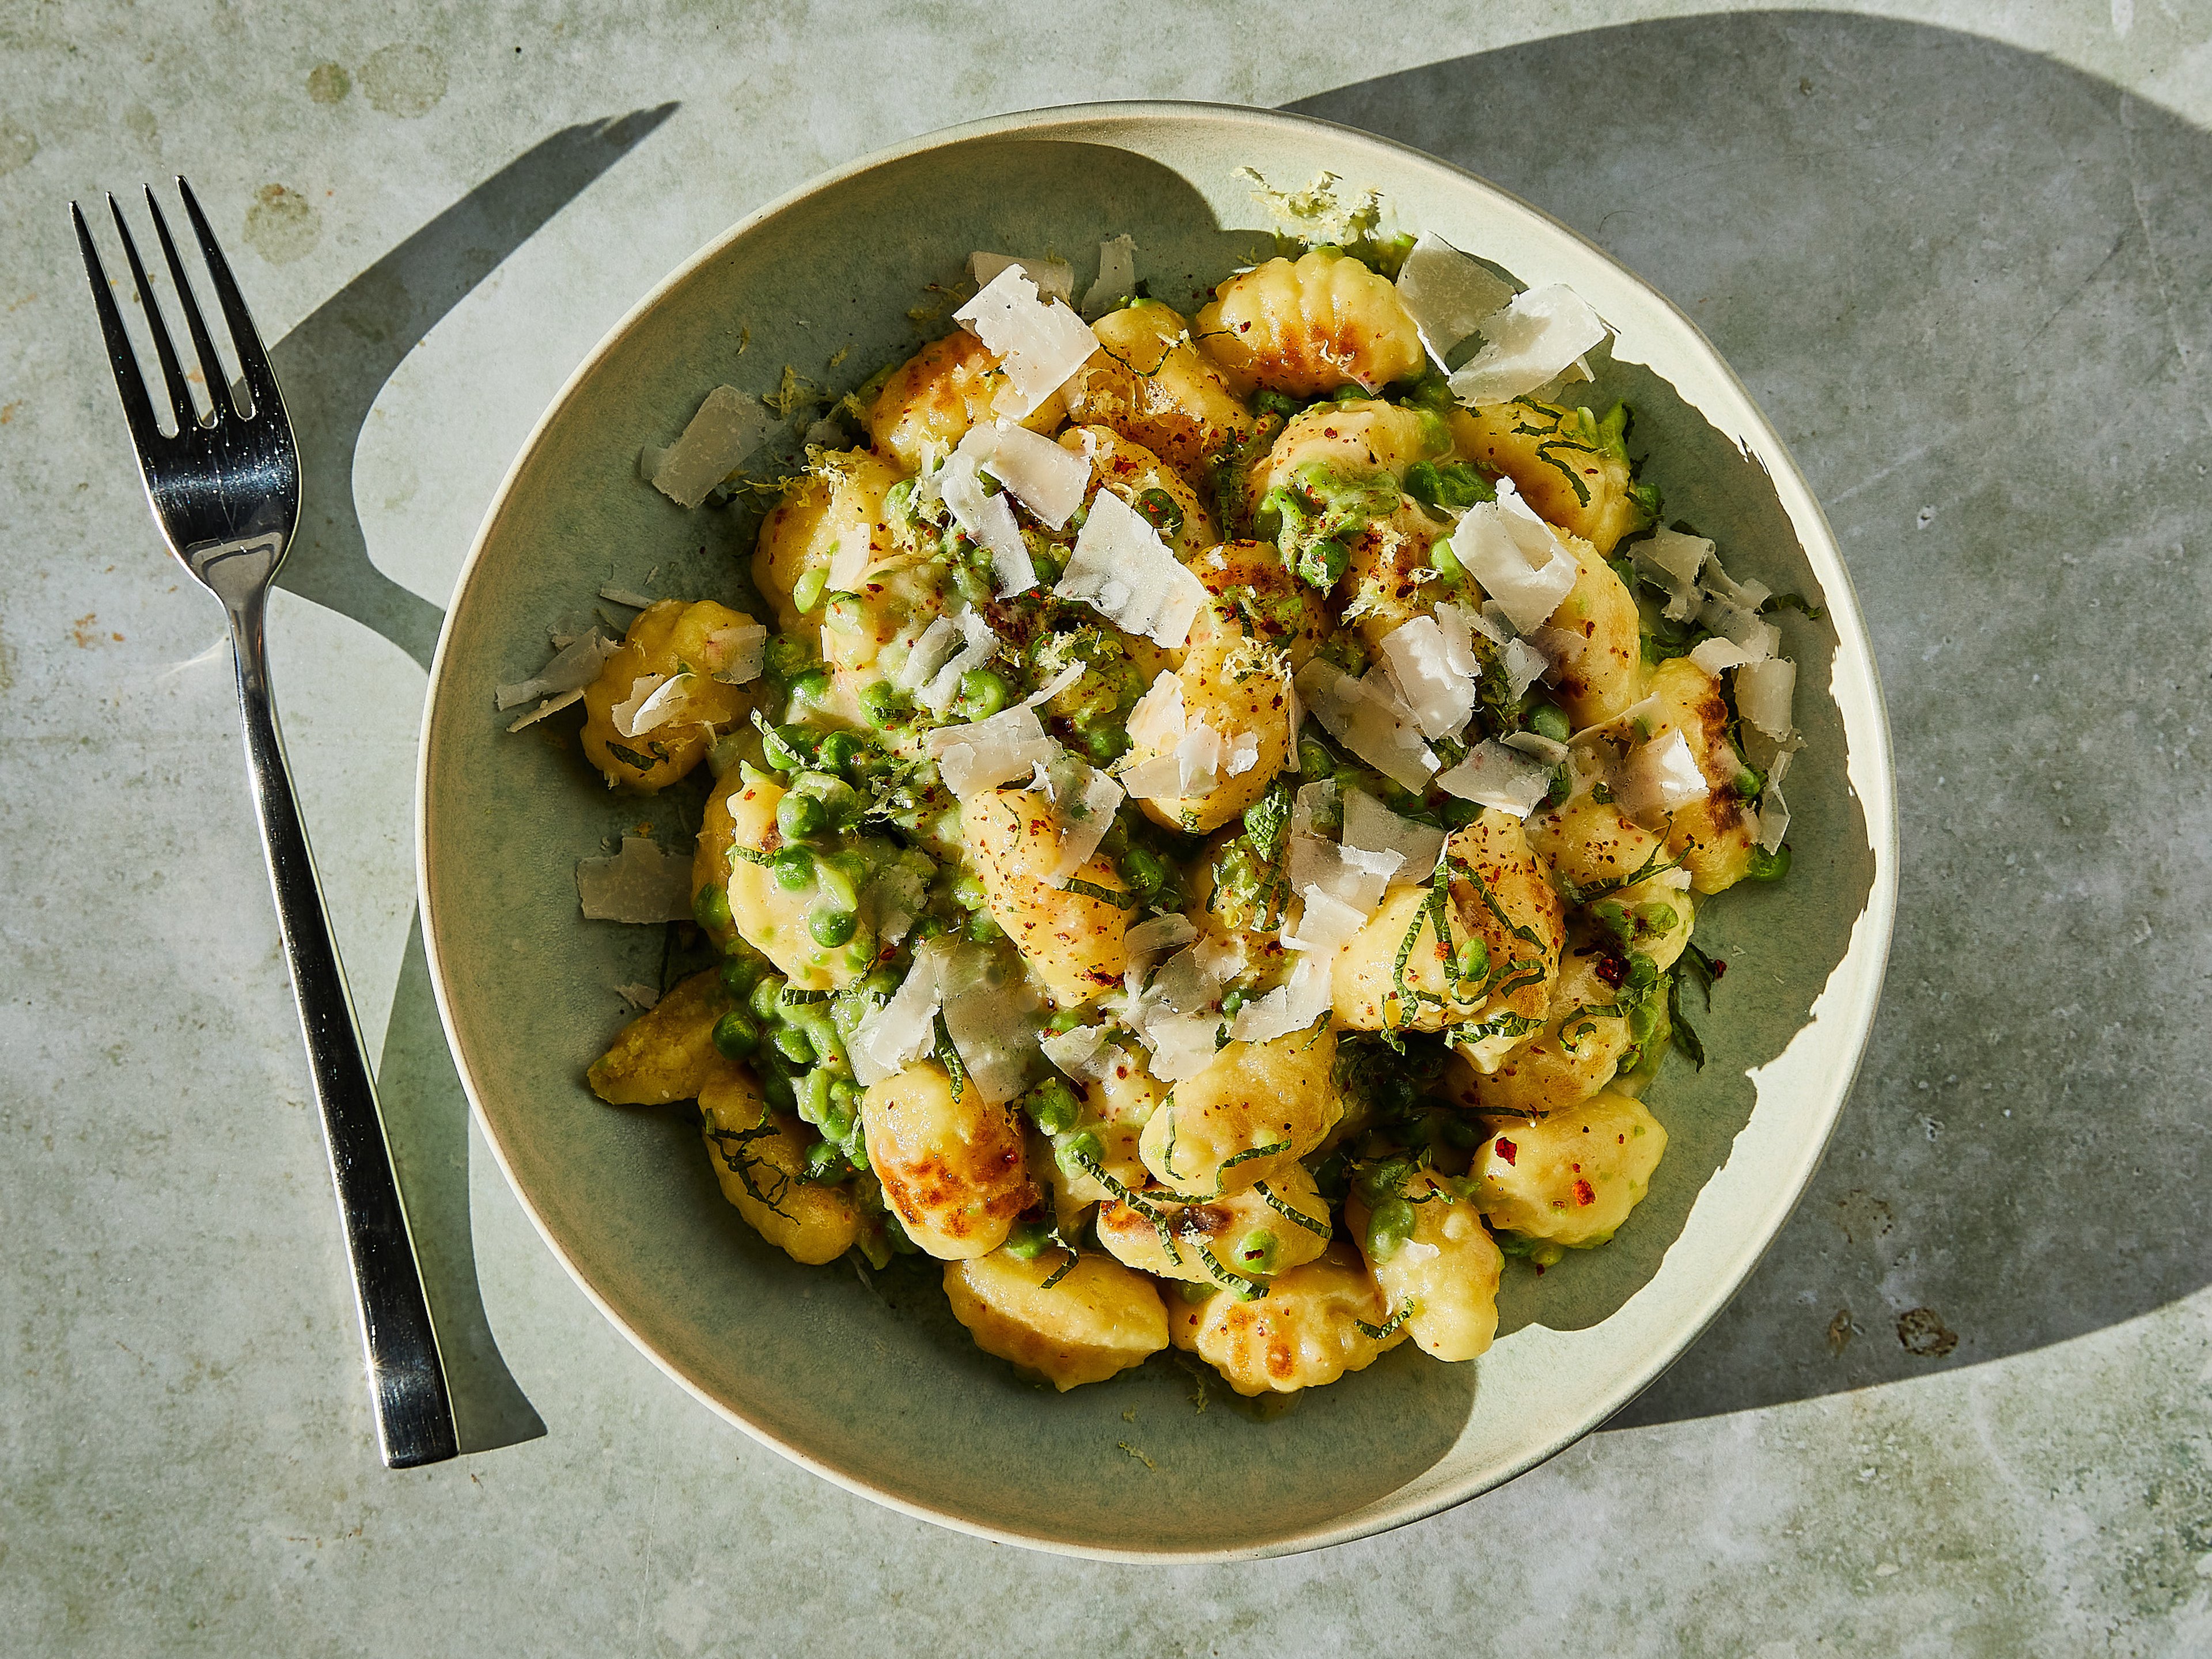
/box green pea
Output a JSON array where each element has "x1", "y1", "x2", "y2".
[
  {"x1": 710, "y1": 1009, "x2": 760, "y2": 1060},
  {"x1": 692, "y1": 881, "x2": 732, "y2": 933},
  {"x1": 1442, "y1": 1114, "x2": 1480, "y2": 1150},
  {"x1": 1745, "y1": 843, "x2": 1791, "y2": 881},
  {"x1": 719, "y1": 955, "x2": 765, "y2": 999},
  {"x1": 771, "y1": 847, "x2": 815, "y2": 892},
  {"x1": 748, "y1": 975, "x2": 787, "y2": 1023},
  {"x1": 1403, "y1": 460, "x2": 1444, "y2": 507},
  {"x1": 1298, "y1": 537, "x2": 1349, "y2": 590},
  {"x1": 1135, "y1": 488, "x2": 1185, "y2": 537},
  {"x1": 882, "y1": 1211, "x2": 919, "y2": 1255},
  {"x1": 819, "y1": 1099, "x2": 856, "y2": 1145},
  {"x1": 818, "y1": 730, "x2": 863, "y2": 774},
  {"x1": 967, "y1": 910, "x2": 1003, "y2": 944},
  {"x1": 1527, "y1": 702, "x2": 1572, "y2": 744},
  {"x1": 1054, "y1": 1129, "x2": 1104, "y2": 1179},
  {"x1": 759, "y1": 724, "x2": 806, "y2": 771},
  {"x1": 786, "y1": 669, "x2": 831, "y2": 711},
  {"x1": 772, "y1": 1024, "x2": 816, "y2": 1066},
  {"x1": 1073, "y1": 713, "x2": 1127, "y2": 764},
  {"x1": 830, "y1": 1078, "x2": 861, "y2": 1116},
  {"x1": 1429, "y1": 539, "x2": 1465, "y2": 581},
  {"x1": 802, "y1": 1139, "x2": 847, "y2": 1183},
  {"x1": 1232, "y1": 1229, "x2": 1279, "y2": 1275},
  {"x1": 1735, "y1": 765, "x2": 1765, "y2": 799},
  {"x1": 791, "y1": 565, "x2": 828, "y2": 614},
  {"x1": 1176, "y1": 1278, "x2": 1213, "y2": 1304},
  {"x1": 859, "y1": 679, "x2": 906, "y2": 729},
  {"x1": 860, "y1": 967, "x2": 902, "y2": 1001},
  {"x1": 952, "y1": 563, "x2": 993, "y2": 609},
  {"x1": 777, "y1": 791, "x2": 828, "y2": 840},
  {"x1": 823, "y1": 593, "x2": 865, "y2": 634},
  {"x1": 1028, "y1": 1077, "x2": 1080, "y2": 1138},
  {"x1": 1454, "y1": 937, "x2": 1490, "y2": 981},
  {"x1": 1366, "y1": 1197, "x2": 1416, "y2": 1262},
  {"x1": 1029, "y1": 549, "x2": 1063, "y2": 588},
  {"x1": 814, "y1": 857, "x2": 861, "y2": 913},
  {"x1": 1118, "y1": 846, "x2": 1165, "y2": 902},
  {"x1": 809, "y1": 906, "x2": 857, "y2": 948},
  {"x1": 1298, "y1": 737, "x2": 1335, "y2": 781},
  {"x1": 951, "y1": 873, "x2": 989, "y2": 912},
  {"x1": 1219, "y1": 987, "x2": 1248, "y2": 1018},
  {"x1": 763, "y1": 635, "x2": 811, "y2": 685},
  {"x1": 1046, "y1": 1008, "x2": 1084, "y2": 1035},
  {"x1": 1003, "y1": 1218, "x2": 1054, "y2": 1261},
  {"x1": 956, "y1": 668, "x2": 1008, "y2": 720},
  {"x1": 800, "y1": 1067, "x2": 833, "y2": 1122},
  {"x1": 1635, "y1": 903, "x2": 1680, "y2": 936},
  {"x1": 1441, "y1": 797, "x2": 1480, "y2": 829}
]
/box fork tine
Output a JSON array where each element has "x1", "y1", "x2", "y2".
[
  {"x1": 173, "y1": 176, "x2": 279, "y2": 421},
  {"x1": 70, "y1": 200, "x2": 163, "y2": 452},
  {"x1": 142, "y1": 184, "x2": 234, "y2": 424},
  {"x1": 105, "y1": 192, "x2": 196, "y2": 431}
]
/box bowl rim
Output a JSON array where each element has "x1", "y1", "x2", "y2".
[{"x1": 416, "y1": 96, "x2": 1899, "y2": 1561}]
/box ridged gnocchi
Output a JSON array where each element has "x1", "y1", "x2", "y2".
[{"x1": 571, "y1": 222, "x2": 1801, "y2": 1400}]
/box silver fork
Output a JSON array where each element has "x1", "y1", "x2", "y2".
[{"x1": 72, "y1": 179, "x2": 459, "y2": 1469}]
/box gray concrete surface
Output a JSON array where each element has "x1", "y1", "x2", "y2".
[{"x1": 5, "y1": 2, "x2": 2210, "y2": 1653}]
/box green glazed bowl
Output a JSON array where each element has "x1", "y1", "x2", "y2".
[{"x1": 418, "y1": 102, "x2": 1897, "y2": 1560}]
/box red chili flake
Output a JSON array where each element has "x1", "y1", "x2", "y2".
[
  {"x1": 1571, "y1": 1179, "x2": 1596, "y2": 1207},
  {"x1": 1495, "y1": 1138, "x2": 1518, "y2": 1166},
  {"x1": 1710, "y1": 957, "x2": 1728, "y2": 980},
  {"x1": 1594, "y1": 954, "x2": 1627, "y2": 988}
]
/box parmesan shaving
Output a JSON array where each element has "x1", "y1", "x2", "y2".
[
  {"x1": 939, "y1": 437, "x2": 1035, "y2": 596},
  {"x1": 1502, "y1": 637, "x2": 1551, "y2": 704},
  {"x1": 1125, "y1": 914, "x2": 1199, "y2": 963},
  {"x1": 1633, "y1": 527, "x2": 1711, "y2": 623},
  {"x1": 623, "y1": 672, "x2": 697, "y2": 736},
  {"x1": 1758, "y1": 747, "x2": 1796, "y2": 853},
  {"x1": 611, "y1": 673, "x2": 670, "y2": 738},
  {"x1": 1041, "y1": 1022, "x2": 1118, "y2": 1082},
  {"x1": 1039, "y1": 757, "x2": 1126, "y2": 884},
  {"x1": 827, "y1": 537, "x2": 870, "y2": 594},
  {"x1": 850, "y1": 938, "x2": 952, "y2": 1086},
  {"x1": 706, "y1": 623, "x2": 768, "y2": 685},
  {"x1": 1688, "y1": 637, "x2": 1760, "y2": 676},
  {"x1": 1293, "y1": 659, "x2": 1438, "y2": 792},
  {"x1": 1227, "y1": 955, "x2": 1334, "y2": 1044},
  {"x1": 1282, "y1": 888, "x2": 1368, "y2": 953},
  {"x1": 918, "y1": 611, "x2": 999, "y2": 714},
  {"x1": 1737, "y1": 657, "x2": 1797, "y2": 740},
  {"x1": 1501, "y1": 730, "x2": 1570, "y2": 767},
  {"x1": 576, "y1": 836, "x2": 693, "y2": 923},
  {"x1": 1055, "y1": 490, "x2": 1208, "y2": 648},
  {"x1": 505, "y1": 687, "x2": 583, "y2": 732},
  {"x1": 495, "y1": 630, "x2": 616, "y2": 710},
  {"x1": 975, "y1": 421, "x2": 1090, "y2": 529},
  {"x1": 599, "y1": 585, "x2": 656, "y2": 609},
  {"x1": 1081, "y1": 234, "x2": 1138, "y2": 321},
  {"x1": 926, "y1": 703, "x2": 1056, "y2": 799},
  {"x1": 1126, "y1": 672, "x2": 1186, "y2": 751},
  {"x1": 968, "y1": 252, "x2": 1075, "y2": 306},
  {"x1": 1377, "y1": 615, "x2": 1477, "y2": 740},
  {"x1": 1449, "y1": 480, "x2": 1579, "y2": 632},
  {"x1": 1226, "y1": 731, "x2": 1260, "y2": 777},
  {"x1": 1395, "y1": 232, "x2": 1516, "y2": 361},
  {"x1": 1448, "y1": 283, "x2": 1609, "y2": 407},
  {"x1": 953, "y1": 265, "x2": 1099, "y2": 422},
  {"x1": 1433, "y1": 602, "x2": 1483, "y2": 680},
  {"x1": 1288, "y1": 832, "x2": 1400, "y2": 914},
  {"x1": 1436, "y1": 740, "x2": 1555, "y2": 817},
  {"x1": 1023, "y1": 660, "x2": 1088, "y2": 710},
  {"x1": 940, "y1": 946, "x2": 1046, "y2": 1105},
  {"x1": 616, "y1": 982, "x2": 662, "y2": 1012},
  {"x1": 1619, "y1": 729, "x2": 1710, "y2": 818},
  {"x1": 1340, "y1": 788, "x2": 1445, "y2": 885},
  {"x1": 898, "y1": 616, "x2": 963, "y2": 695},
  {"x1": 646, "y1": 384, "x2": 776, "y2": 509},
  {"x1": 1138, "y1": 1012, "x2": 1226, "y2": 1085}
]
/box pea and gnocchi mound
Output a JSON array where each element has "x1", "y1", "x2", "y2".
[{"x1": 538, "y1": 222, "x2": 1808, "y2": 1400}]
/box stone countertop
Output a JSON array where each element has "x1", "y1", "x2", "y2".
[{"x1": 5, "y1": 3, "x2": 2209, "y2": 1653}]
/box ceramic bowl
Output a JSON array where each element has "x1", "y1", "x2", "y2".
[{"x1": 418, "y1": 101, "x2": 1897, "y2": 1559}]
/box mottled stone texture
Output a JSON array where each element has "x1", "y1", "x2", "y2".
[{"x1": 4, "y1": 3, "x2": 2211, "y2": 1654}]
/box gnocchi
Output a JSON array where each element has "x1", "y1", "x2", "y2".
[{"x1": 570, "y1": 220, "x2": 1804, "y2": 1398}]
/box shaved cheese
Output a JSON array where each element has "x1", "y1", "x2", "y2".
[
  {"x1": 1433, "y1": 602, "x2": 1483, "y2": 679},
  {"x1": 1283, "y1": 888, "x2": 1368, "y2": 953},
  {"x1": 1290, "y1": 780, "x2": 1338, "y2": 839},
  {"x1": 1139, "y1": 1012, "x2": 1226, "y2": 1084},
  {"x1": 1689, "y1": 637, "x2": 1761, "y2": 676},
  {"x1": 1700, "y1": 552, "x2": 1771, "y2": 611},
  {"x1": 1146, "y1": 945, "x2": 1227, "y2": 1016},
  {"x1": 1041, "y1": 1022, "x2": 1116, "y2": 1082},
  {"x1": 1226, "y1": 731, "x2": 1260, "y2": 776},
  {"x1": 1125, "y1": 914, "x2": 1199, "y2": 963},
  {"x1": 496, "y1": 630, "x2": 616, "y2": 710},
  {"x1": 1174, "y1": 723, "x2": 1224, "y2": 797},
  {"x1": 927, "y1": 703, "x2": 1055, "y2": 798},
  {"x1": 1293, "y1": 659, "x2": 1438, "y2": 793},
  {"x1": 1619, "y1": 729, "x2": 1710, "y2": 817},
  {"x1": 1450, "y1": 480, "x2": 1579, "y2": 633},
  {"x1": 1395, "y1": 232, "x2": 1517, "y2": 360},
  {"x1": 1436, "y1": 740, "x2": 1555, "y2": 817},
  {"x1": 626, "y1": 673, "x2": 702, "y2": 735},
  {"x1": 1378, "y1": 615, "x2": 1477, "y2": 740},
  {"x1": 1737, "y1": 656, "x2": 1797, "y2": 740},
  {"x1": 953, "y1": 265, "x2": 1099, "y2": 421},
  {"x1": 599, "y1": 585, "x2": 656, "y2": 609},
  {"x1": 918, "y1": 611, "x2": 1000, "y2": 715},
  {"x1": 647, "y1": 384, "x2": 776, "y2": 509},
  {"x1": 1502, "y1": 730, "x2": 1570, "y2": 767},
  {"x1": 1126, "y1": 672, "x2": 1185, "y2": 752},
  {"x1": 705, "y1": 623, "x2": 768, "y2": 685},
  {"x1": 1502, "y1": 637, "x2": 1551, "y2": 704},
  {"x1": 1468, "y1": 603, "x2": 1513, "y2": 646},
  {"x1": 1081, "y1": 234, "x2": 1138, "y2": 321},
  {"x1": 1700, "y1": 593, "x2": 1781, "y2": 660},
  {"x1": 1525, "y1": 626, "x2": 1585, "y2": 674},
  {"x1": 826, "y1": 537, "x2": 871, "y2": 594},
  {"x1": 1633, "y1": 527, "x2": 1711, "y2": 623},
  {"x1": 939, "y1": 437, "x2": 1035, "y2": 596},
  {"x1": 1758, "y1": 746, "x2": 1796, "y2": 853},
  {"x1": 1289, "y1": 833, "x2": 1400, "y2": 913},
  {"x1": 506, "y1": 688, "x2": 583, "y2": 732},
  {"x1": 611, "y1": 673, "x2": 671, "y2": 738},
  {"x1": 1448, "y1": 283, "x2": 1608, "y2": 407},
  {"x1": 865, "y1": 858, "x2": 930, "y2": 948},
  {"x1": 898, "y1": 616, "x2": 963, "y2": 695},
  {"x1": 616, "y1": 982, "x2": 661, "y2": 1012},
  {"x1": 850, "y1": 938, "x2": 952, "y2": 1086},
  {"x1": 576, "y1": 836, "x2": 692, "y2": 923},
  {"x1": 975, "y1": 421, "x2": 1090, "y2": 529},
  {"x1": 969, "y1": 252, "x2": 1074, "y2": 307},
  {"x1": 1023, "y1": 659, "x2": 1088, "y2": 710},
  {"x1": 940, "y1": 946, "x2": 1046, "y2": 1105},
  {"x1": 1341, "y1": 788, "x2": 1445, "y2": 885},
  {"x1": 1055, "y1": 490, "x2": 1207, "y2": 647},
  {"x1": 1039, "y1": 755, "x2": 1126, "y2": 884},
  {"x1": 1228, "y1": 955, "x2": 1334, "y2": 1044}
]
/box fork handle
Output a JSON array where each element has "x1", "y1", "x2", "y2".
[{"x1": 227, "y1": 588, "x2": 460, "y2": 1469}]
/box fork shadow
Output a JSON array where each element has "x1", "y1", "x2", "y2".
[
  {"x1": 1295, "y1": 12, "x2": 2212, "y2": 1425},
  {"x1": 271, "y1": 107, "x2": 676, "y2": 1452}
]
